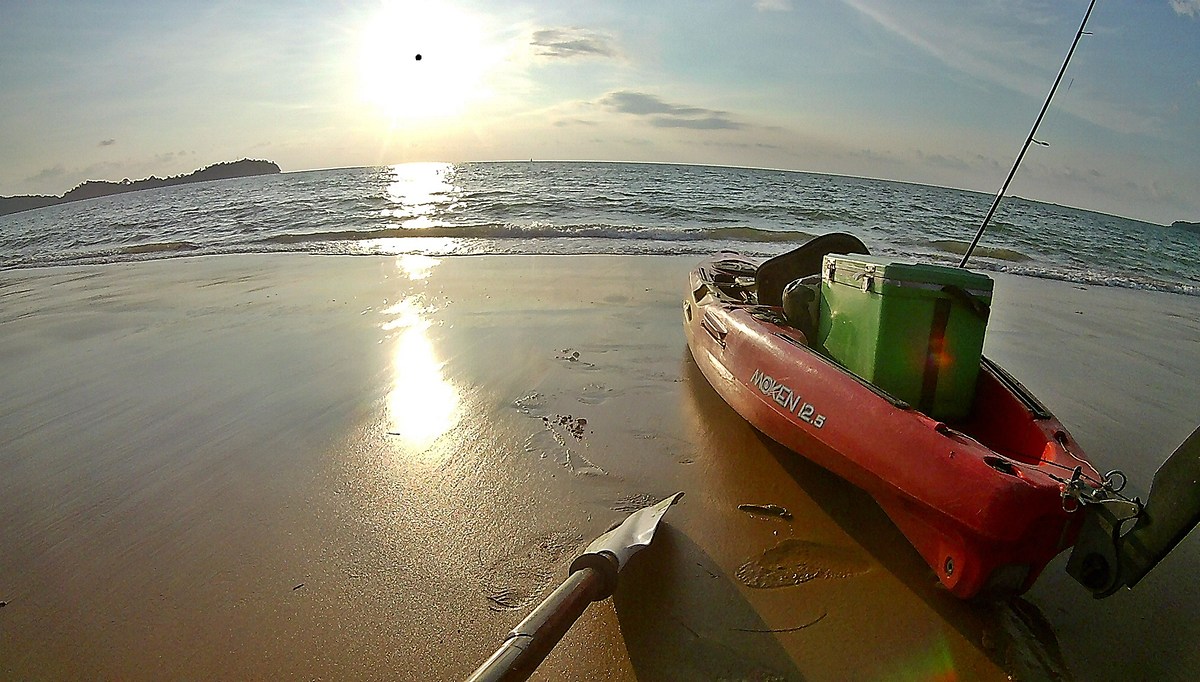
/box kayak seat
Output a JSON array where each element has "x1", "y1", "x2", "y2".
[
  {"x1": 755, "y1": 233, "x2": 869, "y2": 307},
  {"x1": 782, "y1": 276, "x2": 821, "y2": 341}
]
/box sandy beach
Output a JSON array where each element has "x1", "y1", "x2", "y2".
[{"x1": 2, "y1": 254, "x2": 1198, "y2": 681}]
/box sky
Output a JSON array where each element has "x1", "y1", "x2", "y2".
[{"x1": 1, "y1": 0, "x2": 1197, "y2": 224}]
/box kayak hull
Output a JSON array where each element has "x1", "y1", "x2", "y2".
[{"x1": 684, "y1": 253, "x2": 1101, "y2": 598}]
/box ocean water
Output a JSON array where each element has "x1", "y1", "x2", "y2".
[{"x1": 2, "y1": 161, "x2": 1196, "y2": 295}]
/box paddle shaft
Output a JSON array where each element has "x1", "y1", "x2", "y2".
[{"x1": 466, "y1": 567, "x2": 605, "y2": 682}]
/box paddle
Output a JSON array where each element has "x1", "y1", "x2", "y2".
[
  {"x1": 1068, "y1": 425, "x2": 1200, "y2": 597},
  {"x1": 466, "y1": 492, "x2": 684, "y2": 682}
]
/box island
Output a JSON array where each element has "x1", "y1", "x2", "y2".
[
  {"x1": 0, "y1": 159, "x2": 281, "y2": 217},
  {"x1": 1171, "y1": 221, "x2": 1200, "y2": 233}
]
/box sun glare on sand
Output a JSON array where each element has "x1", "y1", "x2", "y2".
[
  {"x1": 358, "y1": 2, "x2": 500, "y2": 122},
  {"x1": 384, "y1": 295, "x2": 459, "y2": 451}
]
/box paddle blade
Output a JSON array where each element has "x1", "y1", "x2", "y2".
[
  {"x1": 1119, "y1": 425, "x2": 1200, "y2": 588},
  {"x1": 576, "y1": 492, "x2": 684, "y2": 572}
]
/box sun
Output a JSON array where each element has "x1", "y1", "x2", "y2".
[{"x1": 357, "y1": 1, "x2": 499, "y2": 122}]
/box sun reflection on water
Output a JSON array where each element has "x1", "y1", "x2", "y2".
[
  {"x1": 384, "y1": 162, "x2": 458, "y2": 228},
  {"x1": 382, "y1": 258, "x2": 458, "y2": 452},
  {"x1": 350, "y1": 237, "x2": 463, "y2": 256}
]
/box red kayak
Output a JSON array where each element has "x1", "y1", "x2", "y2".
[{"x1": 683, "y1": 235, "x2": 1104, "y2": 599}]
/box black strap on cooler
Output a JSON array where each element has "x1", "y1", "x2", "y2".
[{"x1": 940, "y1": 284, "x2": 991, "y2": 321}]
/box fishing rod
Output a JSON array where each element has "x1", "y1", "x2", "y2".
[{"x1": 959, "y1": 0, "x2": 1097, "y2": 268}]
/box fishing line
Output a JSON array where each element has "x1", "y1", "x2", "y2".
[{"x1": 959, "y1": 0, "x2": 1098, "y2": 267}]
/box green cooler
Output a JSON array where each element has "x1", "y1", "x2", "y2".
[{"x1": 817, "y1": 254, "x2": 993, "y2": 420}]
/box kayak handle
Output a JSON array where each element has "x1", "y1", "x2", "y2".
[{"x1": 700, "y1": 311, "x2": 728, "y2": 348}]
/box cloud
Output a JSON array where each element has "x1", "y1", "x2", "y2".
[
  {"x1": 531, "y1": 28, "x2": 616, "y2": 58},
  {"x1": 600, "y1": 91, "x2": 744, "y2": 130},
  {"x1": 553, "y1": 117, "x2": 598, "y2": 127},
  {"x1": 79, "y1": 160, "x2": 128, "y2": 178},
  {"x1": 915, "y1": 150, "x2": 971, "y2": 171},
  {"x1": 1171, "y1": 0, "x2": 1200, "y2": 17},
  {"x1": 649, "y1": 116, "x2": 742, "y2": 130},
  {"x1": 832, "y1": 1, "x2": 1069, "y2": 93},
  {"x1": 699, "y1": 140, "x2": 785, "y2": 151},
  {"x1": 98, "y1": 138, "x2": 116, "y2": 147},
  {"x1": 833, "y1": 1, "x2": 1168, "y2": 137},
  {"x1": 26, "y1": 165, "x2": 67, "y2": 183},
  {"x1": 754, "y1": 0, "x2": 793, "y2": 11}
]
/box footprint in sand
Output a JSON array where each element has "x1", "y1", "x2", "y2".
[
  {"x1": 514, "y1": 392, "x2": 605, "y2": 475},
  {"x1": 512, "y1": 392, "x2": 546, "y2": 415},
  {"x1": 523, "y1": 429, "x2": 607, "y2": 476},
  {"x1": 610, "y1": 493, "x2": 663, "y2": 512},
  {"x1": 737, "y1": 538, "x2": 870, "y2": 588},
  {"x1": 541, "y1": 414, "x2": 589, "y2": 440},
  {"x1": 514, "y1": 394, "x2": 591, "y2": 439},
  {"x1": 556, "y1": 348, "x2": 597, "y2": 369},
  {"x1": 482, "y1": 531, "x2": 583, "y2": 610},
  {"x1": 579, "y1": 383, "x2": 615, "y2": 405}
]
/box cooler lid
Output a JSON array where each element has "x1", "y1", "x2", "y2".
[{"x1": 822, "y1": 254, "x2": 993, "y2": 296}]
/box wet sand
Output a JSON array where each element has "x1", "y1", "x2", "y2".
[{"x1": 1, "y1": 254, "x2": 1197, "y2": 681}]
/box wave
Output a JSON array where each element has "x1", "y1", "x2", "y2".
[
  {"x1": 786, "y1": 207, "x2": 857, "y2": 222},
  {"x1": 260, "y1": 223, "x2": 817, "y2": 245},
  {"x1": 119, "y1": 241, "x2": 199, "y2": 254},
  {"x1": 928, "y1": 239, "x2": 1033, "y2": 263},
  {"x1": 2, "y1": 163, "x2": 1194, "y2": 296},
  {"x1": 706, "y1": 226, "x2": 815, "y2": 242},
  {"x1": 989, "y1": 263, "x2": 1199, "y2": 297}
]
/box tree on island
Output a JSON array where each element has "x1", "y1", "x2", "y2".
[{"x1": 0, "y1": 159, "x2": 282, "y2": 216}]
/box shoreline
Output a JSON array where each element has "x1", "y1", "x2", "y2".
[
  {"x1": 4, "y1": 247, "x2": 1196, "y2": 300},
  {"x1": 2, "y1": 253, "x2": 1198, "y2": 680}
]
